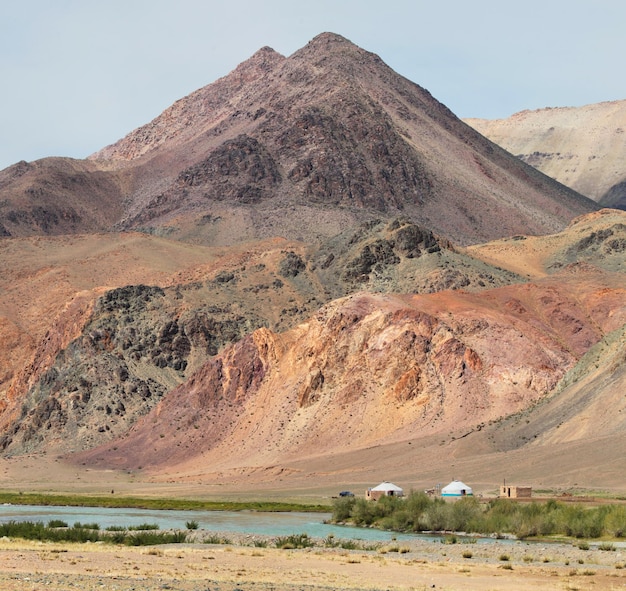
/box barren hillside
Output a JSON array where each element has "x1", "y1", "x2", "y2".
[
  {"x1": 465, "y1": 100, "x2": 626, "y2": 209},
  {"x1": 0, "y1": 33, "x2": 622, "y2": 496},
  {"x1": 71, "y1": 211, "x2": 626, "y2": 489},
  {"x1": 1, "y1": 33, "x2": 595, "y2": 244},
  {"x1": 0, "y1": 218, "x2": 523, "y2": 455},
  {"x1": 76, "y1": 263, "x2": 625, "y2": 489}
]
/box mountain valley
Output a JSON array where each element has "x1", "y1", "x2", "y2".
[{"x1": 0, "y1": 33, "x2": 624, "y2": 498}]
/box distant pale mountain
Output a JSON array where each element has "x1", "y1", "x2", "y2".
[
  {"x1": 465, "y1": 100, "x2": 626, "y2": 210},
  {"x1": 0, "y1": 33, "x2": 595, "y2": 245}
]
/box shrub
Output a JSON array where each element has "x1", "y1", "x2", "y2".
[
  {"x1": 349, "y1": 498, "x2": 378, "y2": 526},
  {"x1": 124, "y1": 531, "x2": 187, "y2": 546},
  {"x1": 274, "y1": 533, "x2": 314, "y2": 549},
  {"x1": 604, "y1": 505, "x2": 626, "y2": 537},
  {"x1": 47, "y1": 519, "x2": 68, "y2": 528},
  {"x1": 421, "y1": 500, "x2": 451, "y2": 532},
  {"x1": 128, "y1": 523, "x2": 159, "y2": 531},
  {"x1": 73, "y1": 522, "x2": 100, "y2": 530},
  {"x1": 204, "y1": 534, "x2": 232, "y2": 545},
  {"x1": 185, "y1": 520, "x2": 199, "y2": 530},
  {"x1": 331, "y1": 496, "x2": 356, "y2": 522}
]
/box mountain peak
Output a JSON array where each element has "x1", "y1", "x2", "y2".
[
  {"x1": 292, "y1": 32, "x2": 370, "y2": 63},
  {"x1": 50, "y1": 33, "x2": 596, "y2": 245},
  {"x1": 305, "y1": 31, "x2": 353, "y2": 47},
  {"x1": 229, "y1": 44, "x2": 285, "y2": 84}
]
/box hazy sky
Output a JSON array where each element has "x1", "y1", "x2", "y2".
[{"x1": 1, "y1": 0, "x2": 624, "y2": 170}]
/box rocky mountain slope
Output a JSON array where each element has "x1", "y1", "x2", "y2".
[
  {"x1": 0, "y1": 219, "x2": 523, "y2": 455},
  {"x1": 77, "y1": 266, "x2": 625, "y2": 477},
  {"x1": 0, "y1": 33, "x2": 623, "y2": 492},
  {"x1": 465, "y1": 100, "x2": 626, "y2": 210},
  {"x1": 1, "y1": 33, "x2": 595, "y2": 245},
  {"x1": 70, "y1": 210, "x2": 625, "y2": 489}
]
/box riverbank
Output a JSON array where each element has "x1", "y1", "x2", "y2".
[
  {"x1": 0, "y1": 491, "x2": 328, "y2": 512},
  {"x1": 0, "y1": 533, "x2": 623, "y2": 591}
]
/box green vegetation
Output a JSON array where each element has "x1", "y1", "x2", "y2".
[
  {"x1": 331, "y1": 492, "x2": 626, "y2": 540},
  {"x1": 127, "y1": 523, "x2": 159, "y2": 531},
  {"x1": 274, "y1": 533, "x2": 315, "y2": 549},
  {"x1": 0, "y1": 520, "x2": 186, "y2": 546},
  {"x1": 203, "y1": 534, "x2": 232, "y2": 545},
  {"x1": 322, "y1": 534, "x2": 380, "y2": 551},
  {"x1": 0, "y1": 492, "x2": 329, "y2": 513},
  {"x1": 73, "y1": 522, "x2": 100, "y2": 530},
  {"x1": 0, "y1": 521, "x2": 104, "y2": 543}
]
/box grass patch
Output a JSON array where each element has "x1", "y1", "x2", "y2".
[
  {"x1": 0, "y1": 521, "x2": 102, "y2": 543},
  {"x1": 127, "y1": 523, "x2": 159, "y2": 531},
  {"x1": 73, "y1": 522, "x2": 100, "y2": 530},
  {"x1": 203, "y1": 535, "x2": 232, "y2": 545},
  {"x1": 274, "y1": 533, "x2": 314, "y2": 549},
  {"x1": 0, "y1": 492, "x2": 328, "y2": 513},
  {"x1": 0, "y1": 520, "x2": 186, "y2": 546},
  {"x1": 123, "y1": 531, "x2": 187, "y2": 546}
]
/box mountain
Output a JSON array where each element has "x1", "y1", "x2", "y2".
[
  {"x1": 71, "y1": 210, "x2": 625, "y2": 489},
  {"x1": 0, "y1": 218, "x2": 523, "y2": 454},
  {"x1": 0, "y1": 33, "x2": 623, "y2": 494},
  {"x1": 465, "y1": 100, "x2": 626, "y2": 210},
  {"x1": 76, "y1": 266, "x2": 624, "y2": 478},
  {"x1": 1, "y1": 33, "x2": 596, "y2": 245}
]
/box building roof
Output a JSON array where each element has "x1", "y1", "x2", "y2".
[
  {"x1": 371, "y1": 481, "x2": 403, "y2": 492},
  {"x1": 441, "y1": 480, "x2": 473, "y2": 495}
]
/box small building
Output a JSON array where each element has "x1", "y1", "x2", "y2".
[
  {"x1": 441, "y1": 480, "x2": 473, "y2": 497},
  {"x1": 366, "y1": 481, "x2": 404, "y2": 501},
  {"x1": 500, "y1": 485, "x2": 532, "y2": 499}
]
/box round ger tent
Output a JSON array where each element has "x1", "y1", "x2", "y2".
[
  {"x1": 366, "y1": 481, "x2": 404, "y2": 500},
  {"x1": 441, "y1": 480, "x2": 473, "y2": 497}
]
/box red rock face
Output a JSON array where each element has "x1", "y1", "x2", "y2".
[{"x1": 77, "y1": 270, "x2": 625, "y2": 473}]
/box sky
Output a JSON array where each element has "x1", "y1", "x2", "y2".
[{"x1": 1, "y1": 0, "x2": 624, "y2": 171}]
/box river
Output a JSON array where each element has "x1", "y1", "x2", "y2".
[{"x1": 0, "y1": 504, "x2": 470, "y2": 543}]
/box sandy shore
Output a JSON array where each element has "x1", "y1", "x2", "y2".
[{"x1": 0, "y1": 532, "x2": 624, "y2": 591}]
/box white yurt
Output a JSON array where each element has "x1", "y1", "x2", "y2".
[
  {"x1": 366, "y1": 481, "x2": 404, "y2": 500},
  {"x1": 441, "y1": 480, "x2": 473, "y2": 497}
]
